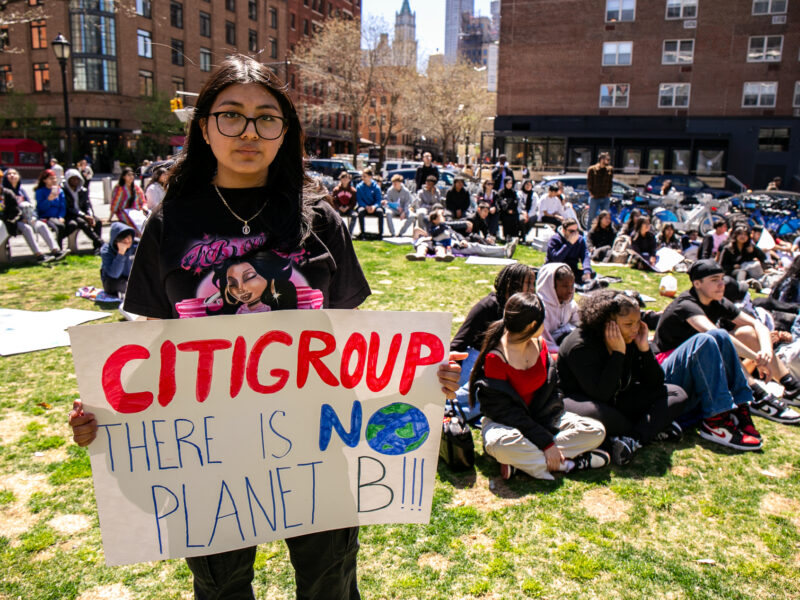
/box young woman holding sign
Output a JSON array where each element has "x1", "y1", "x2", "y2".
[{"x1": 68, "y1": 55, "x2": 465, "y2": 599}]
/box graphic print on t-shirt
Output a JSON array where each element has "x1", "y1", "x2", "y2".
[{"x1": 173, "y1": 232, "x2": 323, "y2": 318}]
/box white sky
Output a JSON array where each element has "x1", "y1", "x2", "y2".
[{"x1": 361, "y1": 0, "x2": 494, "y2": 70}]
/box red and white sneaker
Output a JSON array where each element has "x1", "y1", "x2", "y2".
[
  {"x1": 733, "y1": 404, "x2": 763, "y2": 439},
  {"x1": 499, "y1": 463, "x2": 516, "y2": 480},
  {"x1": 698, "y1": 412, "x2": 762, "y2": 451}
]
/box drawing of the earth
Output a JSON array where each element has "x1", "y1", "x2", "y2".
[{"x1": 365, "y1": 402, "x2": 430, "y2": 455}]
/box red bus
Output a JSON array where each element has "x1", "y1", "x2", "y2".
[{"x1": 0, "y1": 138, "x2": 46, "y2": 177}]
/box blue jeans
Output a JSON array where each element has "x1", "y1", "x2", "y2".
[
  {"x1": 588, "y1": 197, "x2": 610, "y2": 229},
  {"x1": 453, "y1": 347, "x2": 482, "y2": 422},
  {"x1": 660, "y1": 329, "x2": 753, "y2": 419},
  {"x1": 185, "y1": 527, "x2": 360, "y2": 600}
]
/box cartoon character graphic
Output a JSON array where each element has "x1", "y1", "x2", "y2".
[{"x1": 211, "y1": 250, "x2": 298, "y2": 314}]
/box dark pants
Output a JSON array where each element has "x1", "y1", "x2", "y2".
[
  {"x1": 591, "y1": 245, "x2": 611, "y2": 262},
  {"x1": 540, "y1": 216, "x2": 561, "y2": 227},
  {"x1": 43, "y1": 218, "x2": 78, "y2": 249},
  {"x1": 102, "y1": 276, "x2": 128, "y2": 296},
  {"x1": 357, "y1": 206, "x2": 384, "y2": 236},
  {"x1": 73, "y1": 215, "x2": 103, "y2": 248},
  {"x1": 486, "y1": 211, "x2": 500, "y2": 236},
  {"x1": 753, "y1": 297, "x2": 800, "y2": 331},
  {"x1": 185, "y1": 527, "x2": 360, "y2": 600},
  {"x1": 500, "y1": 214, "x2": 519, "y2": 240},
  {"x1": 564, "y1": 384, "x2": 688, "y2": 443}
]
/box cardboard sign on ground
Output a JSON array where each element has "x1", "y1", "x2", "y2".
[{"x1": 69, "y1": 309, "x2": 451, "y2": 566}]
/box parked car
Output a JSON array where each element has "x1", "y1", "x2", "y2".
[
  {"x1": 541, "y1": 175, "x2": 660, "y2": 207},
  {"x1": 382, "y1": 168, "x2": 456, "y2": 194},
  {"x1": 380, "y1": 160, "x2": 422, "y2": 179},
  {"x1": 305, "y1": 158, "x2": 360, "y2": 179},
  {"x1": 644, "y1": 174, "x2": 732, "y2": 200}
]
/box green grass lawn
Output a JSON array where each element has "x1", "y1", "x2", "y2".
[{"x1": 1, "y1": 245, "x2": 799, "y2": 599}]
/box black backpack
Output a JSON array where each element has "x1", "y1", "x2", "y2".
[{"x1": 439, "y1": 400, "x2": 475, "y2": 471}]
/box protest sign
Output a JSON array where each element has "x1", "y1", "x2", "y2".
[{"x1": 69, "y1": 309, "x2": 451, "y2": 566}]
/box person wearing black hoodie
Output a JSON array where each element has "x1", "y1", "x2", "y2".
[
  {"x1": 100, "y1": 222, "x2": 137, "y2": 296},
  {"x1": 62, "y1": 168, "x2": 103, "y2": 250},
  {"x1": 557, "y1": 289, "x2": 688, "y2": 465}
]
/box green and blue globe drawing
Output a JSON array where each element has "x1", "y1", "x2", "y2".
[{"x1": 365, "y1": 402, "x2": 430, "y2": 455}]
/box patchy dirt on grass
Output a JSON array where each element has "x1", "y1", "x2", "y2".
[
  {"x1": 417, "y1": 552, "x2": 450, "y2": 572},
  {"x1": 757, "y1": 463, "x2": 794, "y2": 479},
  {"x1": 580, "y1": 488, "x2": 631, "y2": 523},
  {"x1": 0, "y1": 411, "x2": 45, "y2": 444},
  {"x1": 760, "y1": 492, "x2": 800, "y2": 529},
  {"x1": 76, "y1": 583, "x2": 136, "y2": 600},
  {"x1": 462, "y1": 532, "x2": 494, "y2": 550},
  {"x1": 33, "y1": 446, "x2": 69, "y2": 464},
  {"x1": 0, "y1": 472, "x2": 52, "y2": 538},
  {"x1": 670, "y1": 465, "x2": 693, "y2": 477},
  {"x1": 48, "y1": 513, "x2": 91, "y2": 535},
  {"x1": 448, "y1": 472, "x2": 526, "y2": 510}
]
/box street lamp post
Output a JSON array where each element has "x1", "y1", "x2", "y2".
[{"x1": 51, "y1": 33, "x2": 72, "y2": 167}]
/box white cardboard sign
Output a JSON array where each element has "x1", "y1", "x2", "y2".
[{"x1": 69, "y1": 309, "x2": 451, "y2": 566}]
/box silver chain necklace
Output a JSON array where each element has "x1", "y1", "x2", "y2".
[{"x1": 213, "y1": 184, "x2": 267, "y2": 235}]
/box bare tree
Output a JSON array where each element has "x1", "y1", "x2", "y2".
[
  {"x1": 290, "y1": 16, "x2": 390, "y2": 166},
  {"x1": 405, "y1": 60, "x2": 495, "y2": 163},
  {"x1": 367, "y1": 64, "x2": 415, "y2": 168}
]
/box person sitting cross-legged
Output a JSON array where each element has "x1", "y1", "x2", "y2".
[
  {"x1": 545, "y1": 218, "x2": 594, "y2": 283},
  {"x1": 469, "y1": 292, "x2": 609, "y2": 480}
]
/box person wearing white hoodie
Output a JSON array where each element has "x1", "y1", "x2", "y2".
[{"x1": 536, "y1": 262, "x2": 579, "y2": 354}]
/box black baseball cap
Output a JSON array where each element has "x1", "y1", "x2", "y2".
[{"x1": 689, "y1": 259, "x2": 724, "y2": 282}]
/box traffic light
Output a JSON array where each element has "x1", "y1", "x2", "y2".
[{"x1": 169, "y1": 97, "x2": 184, "y2": 111}]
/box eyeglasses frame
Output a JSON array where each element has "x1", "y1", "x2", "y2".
[{"x1": 208, "y1": 111, "x2": 289, "y2": 140}]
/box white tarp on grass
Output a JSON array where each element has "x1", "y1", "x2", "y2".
[{"x1": 0, "y1": 308, "x2": 110, "y2": 355}]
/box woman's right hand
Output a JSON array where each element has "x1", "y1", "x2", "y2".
[
  {"x1": 604, "y1": 321, "x2": 627, "y2": 354},
  {"x1": 68, "y1": 400, "x2": 98, "y2": 447},
  {"x1": 544, "y1": 445, "x2": 564, "y2": 472}
]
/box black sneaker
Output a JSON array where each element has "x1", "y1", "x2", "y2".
[
  {"x1": 698, "y1": 413, "x2": 762, "y2": 451},
  {"x1": 35, "y1": 254, "x2": 55, "y2": 264},
  {"x1": 610, "y1": 436, "x2": 642, "y2": 466},
  {"x1": 749, "y1": 396, "x2": 800, "y2": 425},
  {"x1": 780, "y1": 376, "x2": 800, "y2": 403},
  {"x1": 571, "y1": 449, "x2": 610, "y2": 471},
  {"x1": 51, "y1": 248, "x2": 70, "y2": 261},
  {"x1": 653, "y1": 421, "x2": 683, "y2": 442}
]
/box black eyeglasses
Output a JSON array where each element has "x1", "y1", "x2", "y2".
[{"x1": 209, "y1": 111, "x2": 288, "y2": 140}]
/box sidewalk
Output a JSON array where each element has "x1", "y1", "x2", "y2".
[{"x1": 6, "y1": 177, "x2": 113, "y2": 260}]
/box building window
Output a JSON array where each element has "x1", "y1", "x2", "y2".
[
  {"x1": 303, "y1": 19, "x2": 309, "y2": 35},
  {"x1": 248, "y1": 30, "x2": 258, "y2": 52},
  {"x1": 70, "y1": 1, "x2": 118, "y2": 93},
  {"x1": 269, "y1": 7, "x2": 278, "y2": 28},
  {"x1": 0, "y1": 66, "x2": 11, "y2": 93},
  {"x1": 658, "y1": 83, "x2": 690, "y2": 107},
  {"x1": 605, "y1": 0, "x2": 635, "y2": 22},
  {"x1": 748, "y1": 36, "x2": 783, "y2": 62},
  {"x1": 290, "y1": 13, "x2": 296, "y2": 29},
  {"x1": 666, "y1": 0, "x2": 697, "y2": 19},
  {"x1": 0, "y1": 27, "x2": 9, "y2": 51},
  {"x1": 226, "y1": 0, "x2": 235, "y2": 11},
  {"x1": 753, "y1": 0, "x2": 786, "y2": 14},
  {"x1": 199, "y1": 12, "x2": 211, "y2": 37},
  {"x1": 758, "y1": 128, "x2": 789, "y2": 152},
  {"x1": 30, "y1": 19, "x2": 47, "y2": 49},
  {"x1": 269, "y1": 37, "x2": 277, "y2": 59},
  {"x1": 170, "y1": 2, "x2": 183, "y2": 28},
  {"x1": 139, "y1": 69, "x2": 153, "y2": 96},
  {"x1": 136, "y1": 0, "x2": 151, "y2": 18},
  {"x1": 599, "y1": 83, "x2": 629, "y2": 107},
  {"x1": 225, "y1": 21, "x2": 236, "y2": 45},
  {"x1": 33, "y1": 62, "x2": 49, "y2": 92},
  {"x1": 794, "y1": 82, "x2": 800, "y2": 108},
  {"x1": 171, "y1": 76, "x2": 184, "y2": 95},
  {"x1": 248, "y1": 0, "x2": 257, "y2": 20},
  {"x1": 742, "y1": 82, "x2": 777, "y2": 107},
  {"x1": 662, "y1": 39, "x2": 694, "y2": 64},
  {"x1": 602, "y1": 41, "x2": 632, "y2": 66},
  {"x1": 200, "y1": 47, "x2": 211, "y2": 71},
  {"x1": 171, "y1": 39, "x2": 184, "y2": 66},
  {"x1": 137, "y1": 29, "x2": 152, "y2": 58}
]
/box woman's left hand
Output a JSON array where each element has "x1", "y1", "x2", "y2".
[
  {"x1": 634, "y1": 321, "x2": 650, "y2": 352},
  {"x1": 438, "y1": 351, "x2": 468, "y2": 399}
]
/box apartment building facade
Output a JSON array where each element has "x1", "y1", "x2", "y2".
[{"x1": 493, "y1": 0, "x2": 800, "y2": 189}]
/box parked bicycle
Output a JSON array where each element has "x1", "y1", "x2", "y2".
[{"x1": 651, "y1": 193, "x2": 730, "y2": 234}]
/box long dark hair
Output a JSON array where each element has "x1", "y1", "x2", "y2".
[
  {"x1": 146, "y1": 167, "x2": 168, "y2": 192},
  {"x1": 468, "y1": 292, "x2": 546, "y2": 406},
  {"x1": 116, "y1": 167, "x2": 136, "y2": 191},
  {"x1": 590, "y1": 209, "x2": 612, "y2": 233},
  {"x1": 633, "y1": 216, "x2": 651, "y2": 240},
  {"x1": 658, "y1": 222, "x2": 676, "y2": 243},
  {"x1": 1, "y1": 169, "x2": 21, "y2": 194},
  {"x1": 725, "y1": 224, "x2": 753, "y2": 252},
  {"x1": 211, "y1": 249, "x2": 297, "y2": 314},
  {"x1": 770, "y1": 255, "x2": 800, "y2": 300},
  {"x1": 165, "y1": 54, "x2": 316, "y2": 250},
  {"x1": 494, "y1": 263, "x2": 537, "y2": 308}
]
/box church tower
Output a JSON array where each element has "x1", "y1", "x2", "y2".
[{"x1": 393, "y1": 0, "x2": 418, "y2": 68}]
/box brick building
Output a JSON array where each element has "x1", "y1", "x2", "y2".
[
  {"x1": 492, "y1": 0, "x2": 800, "y2": 189},
  {"x1": 0, "y1": 0, "x2": 359, "y2": 171}
]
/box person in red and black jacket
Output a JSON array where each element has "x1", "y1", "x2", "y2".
[{"x1": 329, "y1": 171, "x2": 357, "y2": 235}]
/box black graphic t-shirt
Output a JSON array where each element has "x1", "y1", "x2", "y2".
[{"x1": 123, "y1": 185, "x2": 371, "y2": 319}]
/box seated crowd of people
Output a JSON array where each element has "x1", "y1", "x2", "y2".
[{"x1": 451, "y1": 256, "x2": 800, "y2": 480}]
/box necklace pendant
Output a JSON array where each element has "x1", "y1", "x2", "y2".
[{"x1": 242, "y1": 223, "x2": 250, "y2": 235}]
